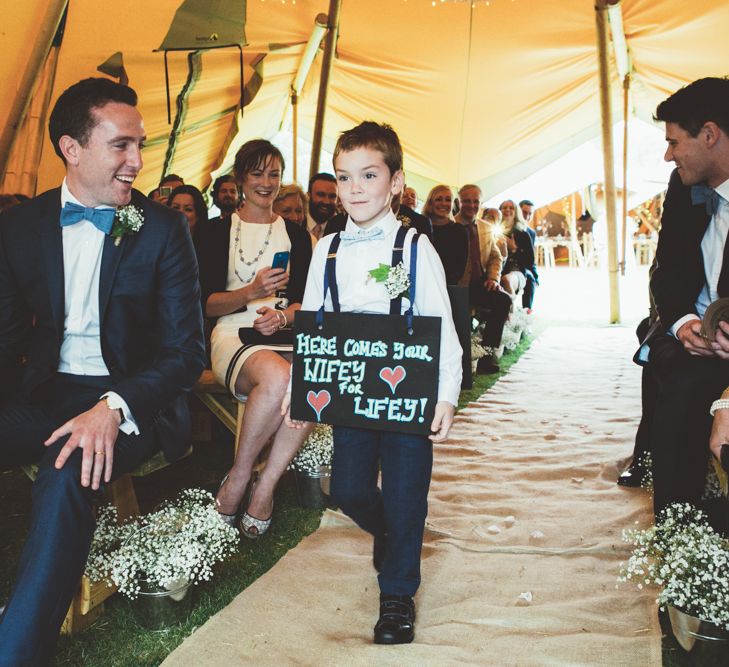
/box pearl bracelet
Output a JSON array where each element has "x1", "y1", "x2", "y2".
[{"x1": 710, "y1": 398, "x2": 729, "y2": 416}]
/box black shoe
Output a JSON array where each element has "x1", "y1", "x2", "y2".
[
  {"x1": 476, "y1": 354, "x2": 500, "y2": 374},
  {"x1": 617, "y1": 464, "x2": 648, "y2": 488},
  {"x1": 374, "y1": 594, "x2": 415, "y2": 645},
  {"x1": 373, "y1": 533, "x2": 387, "y2": 573}
]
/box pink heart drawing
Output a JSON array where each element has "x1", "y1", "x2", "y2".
[
  {"x1": 307, "y1": 389, "x2": 331, "y2": 421},
  {"x1": 379, "y1": 365, "x2": 406, "y2": 394}
]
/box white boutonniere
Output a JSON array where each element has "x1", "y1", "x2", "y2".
[
  {"x1": 368, "y1": 261, "x2": 411, "y2": 299},
  {"x1": 112, "y1": 205, "x2": 144, "y2": 246}
]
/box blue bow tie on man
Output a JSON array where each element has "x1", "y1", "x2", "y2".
[
  {"x1": 691, "y1": 184, "x2": 724, "y2": 217},
  {"x1": 60, "y1": 201, "x2": 116, "y2": 234}
]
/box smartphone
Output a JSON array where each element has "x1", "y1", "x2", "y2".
[
  {"x1": 159, "y1": 186, "x2": 172, "y2": 198},
  {"x1": 271, "y1": 251, "x2": 290, "y2": 272}
]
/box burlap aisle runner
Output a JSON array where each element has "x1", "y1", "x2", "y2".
[{"x1": 164, "y1": 326, "x2": 660, "y2": 666}]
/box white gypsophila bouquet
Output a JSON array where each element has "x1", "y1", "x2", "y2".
[
  {"x1": 470, "y1": 334, "x2": 487, "y2": 361},
  {"x1": 85, "y1": 488, "x2": 238, "y2": 599},
  {"x1": 619, "y1": 502, "x2": 729, "y2": 628},
  {"x1": 368, "y1": 262, "x2": 410, "y2": 300},
  {"x1": 290, "y1": 424, "x2": 333, "y2": 473}
]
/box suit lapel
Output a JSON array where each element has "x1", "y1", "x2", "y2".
[
  {"x1": 38, "y1": 190, "x2": 64, "y2": 335},
  {"x1": 99, "y1": 232, "x2": 126, "y2": 325}
]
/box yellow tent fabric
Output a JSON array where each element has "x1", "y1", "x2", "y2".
[{"x1": 1, "y1": 0, "x2": 728, "y2": 198}]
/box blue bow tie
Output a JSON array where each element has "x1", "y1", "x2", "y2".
[
  {"x1": 60, "y1": 202, "x2": 116, "y2": 234},
  {"x1": 339, "y1": 227, "x2": 385, "y2": 245},
  {"x1": 691, "y1": 185, "x2": 723, "y2": 217}
]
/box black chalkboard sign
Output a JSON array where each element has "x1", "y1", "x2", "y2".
[{"x1": 291, "y1": 310, "x2": 441, "y2": 434}]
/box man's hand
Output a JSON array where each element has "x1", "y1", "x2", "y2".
[
  {"x1": 676, "y1": 319, "x2": 715, "y2": 357},
  {"x1": 429, "y1": 401, "x2": 455, "y2": 442},
  {"x1": 246, "y1": 267, "x2": 288, "y2": 301},
  {"x1": 45, "y1": 401, "x2": 122, "y2": 489},
  {"x1": 484, "y1": 279, "x2": 499, "y2": 291},
  {"x1": 711, "y1": 321, "x2": 729, "y2": 359},
  {"x1": 710, "y1": 407, "x2": 729, "y2": 462}
]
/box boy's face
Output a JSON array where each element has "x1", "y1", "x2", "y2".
[{"x1": 334, "y1": 147, "x2": 403, "y2": 229}]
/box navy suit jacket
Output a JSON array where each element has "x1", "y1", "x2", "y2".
[
  {"x1": 650, "y1": 169, "x2": 718, "y2": 334},
  {"x1": 0, "y1": 187, "x2": 206, "y2": 461}
]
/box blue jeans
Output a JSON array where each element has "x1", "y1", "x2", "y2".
[{"x1": 330, "y1": 426, "x2": 433, "y2": 596}]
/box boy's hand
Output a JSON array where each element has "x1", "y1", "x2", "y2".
[
  {"x1": 429, "y1": 401, "x2": 455, "y2": 442},
  {"x1": 281, "y1": 392, "x2": 308, "y2": 429}
]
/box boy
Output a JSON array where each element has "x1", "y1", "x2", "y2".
[{"x1": 283, "y1": 121, "x2": 462, "y2": 644}]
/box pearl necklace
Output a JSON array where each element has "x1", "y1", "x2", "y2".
[{"x1": 233, "y1": 218, "x2": 273, "y2": 284}]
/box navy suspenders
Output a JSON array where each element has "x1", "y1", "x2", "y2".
[{"x1": 316, "y1": 225, "x2": 420, "y2": 334}]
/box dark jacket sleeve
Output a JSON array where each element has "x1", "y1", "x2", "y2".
[
  {"x1": 194, "y1": 215, "x2": 231, "y2": 312},
  {"x1": 650, "y1": 169, "x2": 709, "y2": 330},
  {"x1": 285, "y1": 218, "x2": 313, "y2": 304}
]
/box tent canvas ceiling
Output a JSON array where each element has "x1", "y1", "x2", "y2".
[{"x1": 2, "y1": 0, "x2": 728, "y2": 199}]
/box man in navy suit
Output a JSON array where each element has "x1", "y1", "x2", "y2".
[
  {"x1": 0, "y1": 78, "x2": 205, "y2": 664},
  {"x1": 645, "y1": 77, "x2": 729, "y2": 516}
]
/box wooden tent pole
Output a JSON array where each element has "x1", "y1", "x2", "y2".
[
  {"x1": 595, "y1": 0, "x2": 621, "y2": 323},
  {"x1": 0, "y1": 0, "x2": 68, "y2": 183},
  {"x1": 309, "y1": 0, "x2": 343, "y2": 179},
  {"x1": 620, "y1": 74, "x2": 630, "y2": 275}
]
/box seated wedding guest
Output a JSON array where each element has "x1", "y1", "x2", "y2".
[
  {"x1": 211, "y1": 174, "x2": 240, "y2": 218},
  {"x1": 150, "y1": 173, "x2": 185, "y2": 203},
  {"x1": 273, "y1": 183, "x2": 307, "y2": 228},
  {"x1": 168, "y1": 184, "x2": 207, "y2": 237},
  {"x1": 401, "y1": 185, "x2": 418, "y2": 209},
  {"x1": 499, "y1": 199, "x2": 535, "y2": 301},
  {"x1": 307, "y1": 172, "x2": 337, "y2": 238},
  {"x1": 518, "y1": 199, "x2": 539, "y2": 310},
  {"x1": 195, "y1": 139, "x2": 313, "y2": 538},
  {"x1": 0, "y1": 77, "x2": 205, "y2": 664},
  {"x1": 456, "y1": 185, "x2": 511, "y2": 373},
  {"x1": 424, "y1": 184, "x2": 467, "y2": 285}
]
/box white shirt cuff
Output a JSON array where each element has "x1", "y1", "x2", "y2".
[
  {"x1": 437, "y1": 379, "x2": 460, "y2": 408},
  {"x1": 101, "y1": 391, "x2": 140, "y2": 435},
  {"x1": 670, "y1": 314, "x2": 700, "y2": 338}
]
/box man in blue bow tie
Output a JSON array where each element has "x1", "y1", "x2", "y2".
[
  {"x1": 637, "y1": 77, "x2": 729, "y2": 519},
  {"x1": 0, "y1": 78, "x2": 205, "y2": 664}
]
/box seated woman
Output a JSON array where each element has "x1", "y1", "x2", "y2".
[
  {"x1": 167, "y1": 184, "x2": 208, "y2": 238},
  {"x1": 499, "y1": 199, "x2": 535, "y2": 299},
  {"x1": 424, "y1": 184, "x2": 467, "y2": 285},
  {"x1": 195, "y1": 139, "x2": 313, "y2": 538},
  {"x1": 273, "y1": 183, "x2": 307, "y2": 228}
]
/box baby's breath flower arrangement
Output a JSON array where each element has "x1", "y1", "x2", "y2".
[
  {"x1": 290, "y1": 424, "x2": 333, "y2": 473},
  {"x1": 619, "y1": 503, "x2": 729, "y2": 628},
  {"x1": 368, "y1": 262, "x2": 411, "y2": 299},
  {"x1": 85, "y1": 488, "x2": 237, "y2": 599},
  {"x1": 112, "y1": 204, "x2": 144, "y2": 246},
  {"x1": 471, "y1": 334, "x2": 487, "y2": 362}
]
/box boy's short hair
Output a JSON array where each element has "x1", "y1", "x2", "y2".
[
  {"x1": 654, "y1": 77, "x2": 729, "y2": 137},
  {"x1": 48, "y1": 77, "x2": 138, "y2": 162},
  {"x1": 333, "y1": 121, "x2": 403, "y2": 177},
  {"x1": 233, "y1": 139, "x2": 285, "y2": 182}
]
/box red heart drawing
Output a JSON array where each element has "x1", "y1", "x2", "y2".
[
  {"x1": 306, "y1": 389, "x2": 331, "y2": 421},
  {"x1": 379, "y1": 365, "x2": 406, "y2": 394}
]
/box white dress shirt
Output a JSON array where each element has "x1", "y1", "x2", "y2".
[
  {"x1": 59, "y1": 180, "x2": 138, "y2": 434},
  {"x1": 300, "y1": 210, "x2": 463, "y2": 406}
]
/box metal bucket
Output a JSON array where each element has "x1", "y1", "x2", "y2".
[
  {"x1": 134, "y1": 578, "x2": 193, "y2": 630},
  {"x1": 294, "y1": 465, "x2": 332, "y2": 509},
  {"x1": 668, "y1": 605, "x2": 729, "y2": 665}
]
